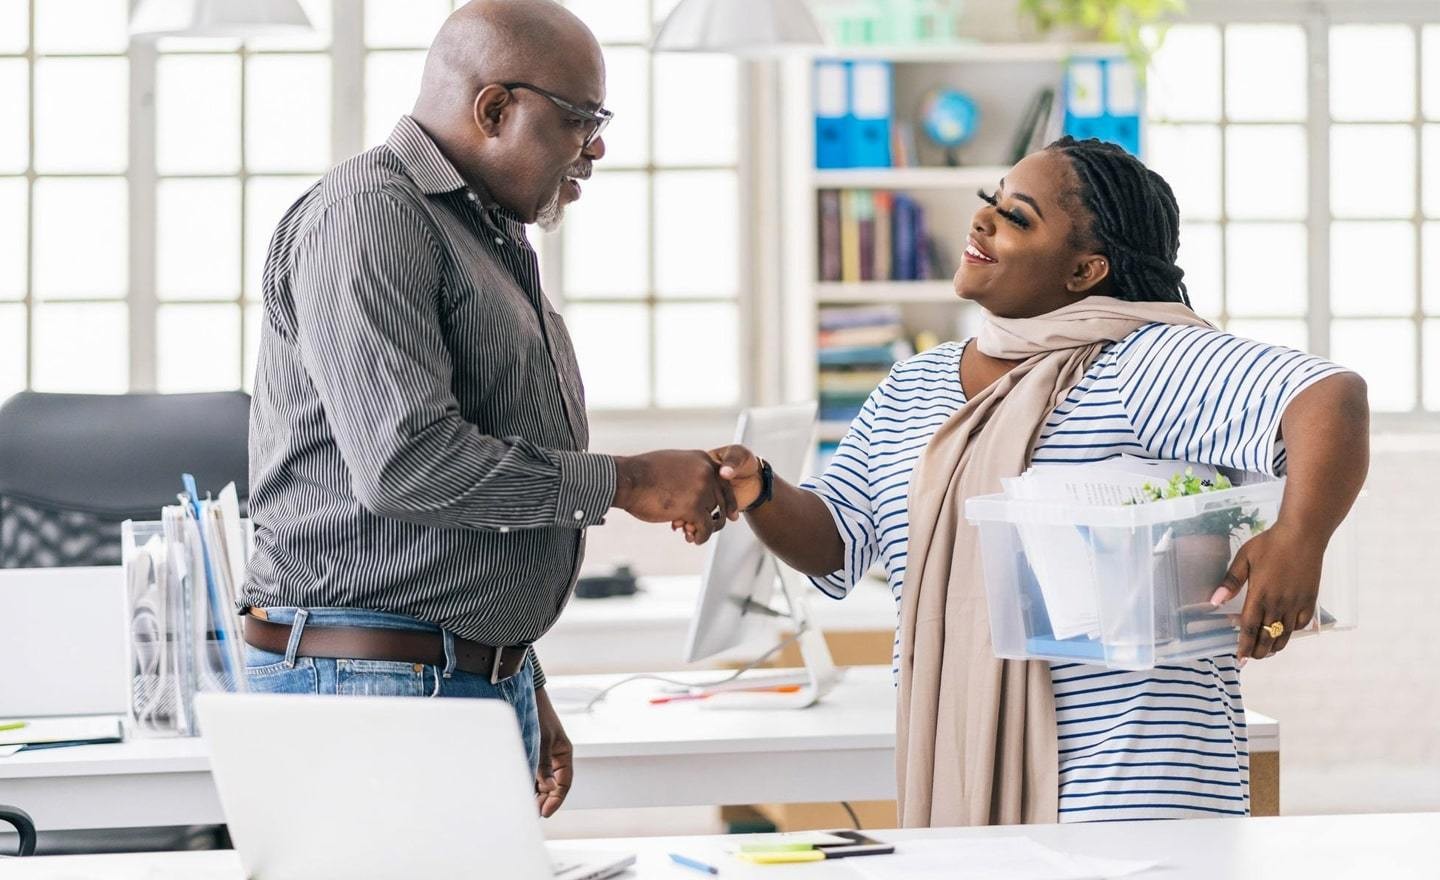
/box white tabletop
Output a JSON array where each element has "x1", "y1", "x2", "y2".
[
  {"x1": 0, "y1": 667, "x2": 1278, "y2": 830},
  {"x1": 2, "y1": 813, "x2": 1433, "y2": 879}
]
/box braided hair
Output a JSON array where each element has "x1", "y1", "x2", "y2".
[{"x1": 1045, "y1": 136, "x2": 1190, "y2": 307}]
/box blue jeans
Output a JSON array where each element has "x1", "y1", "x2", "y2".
[{"x1": 242, "y1": 607, "x2": 540, "y2": 773}]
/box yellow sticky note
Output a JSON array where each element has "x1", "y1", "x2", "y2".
[{"x1": 736, "y1": 850, "x2": 827, "y2": 865}]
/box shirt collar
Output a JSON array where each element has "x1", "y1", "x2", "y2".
[
  {"x1": 386, "y1": 115, "x2": 472, "y2": 197},
  {"x1": 387, "y1": 115, "x2": 529, "y2": 243}
]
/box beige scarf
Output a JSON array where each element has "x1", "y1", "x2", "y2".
[{"x1": 895, "y1": 296, "x2": 1214, "y2": 827}]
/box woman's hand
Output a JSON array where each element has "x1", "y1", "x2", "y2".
[
  {"x1": 1211, "y1": 522, "x2": 1328, "y2": 662},
  {"x1": 671, "y1": 445, "x2": 763, "y2": 543}
]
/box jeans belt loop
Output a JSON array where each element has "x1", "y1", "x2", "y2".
[
  {"x1": 283, "y1": 609, "x2": 309, "y2": 669},
  {"x1": 441, "y1": 629, "x2": 457, "y2": 680}
]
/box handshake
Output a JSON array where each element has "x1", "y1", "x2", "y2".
[{"x1": 612, "y1": 445, "x2": 764, "y2": 544}]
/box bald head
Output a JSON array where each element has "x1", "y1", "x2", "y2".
[
  {"x1": 406, "y1": 0, "x2": 607, "y2": 226},
  {"x1": 415, "y1": 0, "x2": 603, "y2": 118}
]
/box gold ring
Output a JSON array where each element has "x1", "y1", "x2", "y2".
[{"x1": 1263, "y1": 621, "x2": 1285, "y2": 639}]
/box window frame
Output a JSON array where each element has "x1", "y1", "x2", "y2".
[
  {"x1": 1173, "y1": 0, "x2": 1440, "y2": 428},
  {"x1": 1, "y1": 0, "x2": 757, "y2": 415}
]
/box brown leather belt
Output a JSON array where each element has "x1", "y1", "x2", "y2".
[{"x1": 242, "y1": 613, "x2": 529, "y2": 684}]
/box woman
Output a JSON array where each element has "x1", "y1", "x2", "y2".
[{"x1": 693, "y1": 137, "x2": 1369, "y2": 826}]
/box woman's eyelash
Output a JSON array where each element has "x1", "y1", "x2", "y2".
[{"x1": 976, "y1": 188, "x2": 1030, "y2": 229}]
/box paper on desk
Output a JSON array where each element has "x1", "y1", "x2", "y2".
[
  {"x1": 849, "y1": 837, "x2": 1159, "y2": 880},
  {"x1": 0, "y1": 745, "x2": 23, "y2": 757}
]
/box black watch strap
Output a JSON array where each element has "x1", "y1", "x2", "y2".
[{"x1": 743, "y1": 458, "x2": 774, "y2": 513}]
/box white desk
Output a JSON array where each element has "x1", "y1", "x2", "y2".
[
  {"x1": 2, "y1": 813, "x2": 1433, "y2": 879},
  {"x1": 0, "y1": 666, "x2": 1278, "y2": 832}
]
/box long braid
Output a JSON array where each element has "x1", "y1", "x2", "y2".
[{"x1": 1046, "y1": 136, "x2": 1190, "y2": 307}]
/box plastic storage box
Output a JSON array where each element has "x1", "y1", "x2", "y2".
[{"x1": 965, "y1": 478, "x2": 1358, "y2": 670}]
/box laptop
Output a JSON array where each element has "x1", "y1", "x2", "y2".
[{"x1": 196, "y1": 692, "x2": 635, "y2": 880}]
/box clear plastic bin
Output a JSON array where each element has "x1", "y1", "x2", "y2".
[
  {"x1": 123, "y1": 516, "x2": 250, "y2": 736},
  {"x1": 965, "y1": 479, "x2": 1358, "y2": 670}
]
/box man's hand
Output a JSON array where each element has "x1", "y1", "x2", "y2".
[
  {"x1": 673, "y1": 445, "x2": 764, "y2": 542},
  {"x1": 613, "y1": 450, "x2": 737, "y2": 544},
  {"x1": 1210, "y1": 522, "x2": 1327, "y2": 662},
  {"x1": 534, "y1": 687, "x2": 573, "y2": 818}
]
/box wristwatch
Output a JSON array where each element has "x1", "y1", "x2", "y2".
[{"x1": 743, "y1": 457, "x2": 775, "y2": 513}]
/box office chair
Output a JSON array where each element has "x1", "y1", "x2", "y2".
[
  {"x1": 0, "y1": 391, "x2": 250, "y2": 568},
  {"x1": 0, "y1": 390, "x2": 249, "y2": 855},
  {"x1": 0, "y1": 804, "x2": 36, "y2": 857}
]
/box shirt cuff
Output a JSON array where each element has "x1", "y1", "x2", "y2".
[
  {"x1": 528, "y1": 648, "x2": 546, "y2": 690},
  {"x1": 550, "y1": 450, "x2": 617, "y2": 528}
]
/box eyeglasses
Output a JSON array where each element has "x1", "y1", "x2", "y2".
[{"x1": 501, "y1": 81, "x2": 613, "y2": 149}]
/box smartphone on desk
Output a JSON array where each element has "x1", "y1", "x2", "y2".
[{"x1": 814, "y1": 830, "x2": 895, "y2": 858}]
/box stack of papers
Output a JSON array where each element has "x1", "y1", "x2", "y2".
[
  {"x1": 0, "y1": 714, "x2": 124, "y2": 756},
  {"x1": 1001, "y1": 456, "x2": 1220, "y2": 641},
  {"x1": 850, "y1": 837, "x2": 1159, "y2": 880}
]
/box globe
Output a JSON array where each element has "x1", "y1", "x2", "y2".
[{"x1": 919, "y1": 88, "x2": 980, "y2": 163}]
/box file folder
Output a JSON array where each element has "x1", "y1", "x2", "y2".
[
  {"x1": 814, "y1": 60, "x2": 849, "y2": 169},
  {"x1": 847, "y1": 60, "x2": 893, "y2": 168},
  {"x1": 1063, "y1": 57, "x2": 1142, "y2": 157}
]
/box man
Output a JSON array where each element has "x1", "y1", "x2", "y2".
[{"x1": 241, "y1": 0, "x2": 733, "y2": 818}]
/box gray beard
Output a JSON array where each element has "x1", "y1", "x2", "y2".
[{"x1": 536, "y1": 187, "x2": 566, "y2": 232}]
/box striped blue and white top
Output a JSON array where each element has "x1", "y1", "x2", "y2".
[{"x1": 801, "y1": 323, "x2": 1347, "y2": 822}]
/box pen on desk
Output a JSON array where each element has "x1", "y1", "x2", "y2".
[
  {"x1": 649, "y1": 685, "x2": 802, "y2": 705},
  {"x1": 668, "y1": 852, "x2": 719, "y2": 875},
  {"x1": 0, "y1": 721, "x2": 27, "y2": 733}
]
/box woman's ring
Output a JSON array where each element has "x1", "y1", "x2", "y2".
[{"x1": 1263, "y1": 621, "x2": 1285, "y2": 639}]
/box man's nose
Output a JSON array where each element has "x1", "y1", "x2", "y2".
[{"x1": 583, "y1": 133, "x2": 606, "y2": 161}]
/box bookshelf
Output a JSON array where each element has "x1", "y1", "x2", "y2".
[{"x1": 778, "y1": 42, "x2": 1128, "y2": 455}]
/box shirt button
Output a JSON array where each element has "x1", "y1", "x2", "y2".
[
  {"x1": 573, "y1": 510, "x2": 585, "y2": 521},
  {"x1": 493, "y1": 236, "x2": 505, "y2": 245},
  {"x1": 466, "y1": 191, "x2": 478, "y2": 202},
  {"x1": 499, "y1": 526, "x2": 510, "y2": 534}
]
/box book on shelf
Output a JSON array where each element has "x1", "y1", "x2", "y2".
[
  {"x1": 817, "y1": 190, "x2": 938, "y2": 285},
  {"x1": 818, "y1": 189, "x2": 842, "y2": 282},
  {"x1": 816, "y1": 304, "x2": 916, "y2": 428},
  {"x1": 818, "y1": 304, "x2": 902, "y2": 330}
]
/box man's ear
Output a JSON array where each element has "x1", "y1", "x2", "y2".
[
  {"x1": 473, "y1": 84, "x2": 512, "y2": 138},
  {"x1": 1067, "y1": 252, "x2": 1111, "y2": 295}
]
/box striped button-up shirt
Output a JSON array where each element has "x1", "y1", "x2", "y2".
[{"x1": 243, "y1": 116, "x2": 617, "y2": 686}]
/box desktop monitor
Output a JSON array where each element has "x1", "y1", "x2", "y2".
[{"x1": 683, "y1": 401, "x2": 818, "y2": 664}]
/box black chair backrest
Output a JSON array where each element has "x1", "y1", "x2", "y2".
[
  {"x1": 0, "y1": 803, "x2": 36, "y2": 856},
  {"x1": 0, "y1": 391, "x2": 250, "y2": 568}
]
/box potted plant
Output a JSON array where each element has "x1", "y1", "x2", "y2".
[
  {"x1": 1017, "y1": 0, "x2": 1187, "y2": 69},
  {"x1": 1139, "y1": 470, "x2": 1267, "y2": 609}
]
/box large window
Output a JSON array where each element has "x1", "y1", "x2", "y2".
[
  {"x1": 0, "y1": 0, "x2": 746, "y2": 412},
  {"x1": 1147, "y1": 4, "x2": 1440, "y2": 417}
]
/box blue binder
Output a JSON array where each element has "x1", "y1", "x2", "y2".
[
  {"x1": 814, "y1": 60, "x2": 849, "y2": 169},
  {"x1": 846, "y1": 60, "x2": 893, "y2": 168},
  {"x1": 1063, "y1": 56, "x2": 1142, "y2": 156}
]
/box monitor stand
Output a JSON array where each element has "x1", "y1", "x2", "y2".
[{"x1": 699, "y1": 555, "x2": 843, "y2": 710}]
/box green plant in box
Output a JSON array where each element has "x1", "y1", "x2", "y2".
[
  {"x1": 1137, "y1": 468, "x2": 1267, "y2": 611},
  {"x1": 1138, "y1": 469, "x2": 1267, "y2": 539}
]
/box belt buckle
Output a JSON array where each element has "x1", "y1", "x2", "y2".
[{"x1": 489, "y1": 647, "x2": 506, "y2": 685}]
